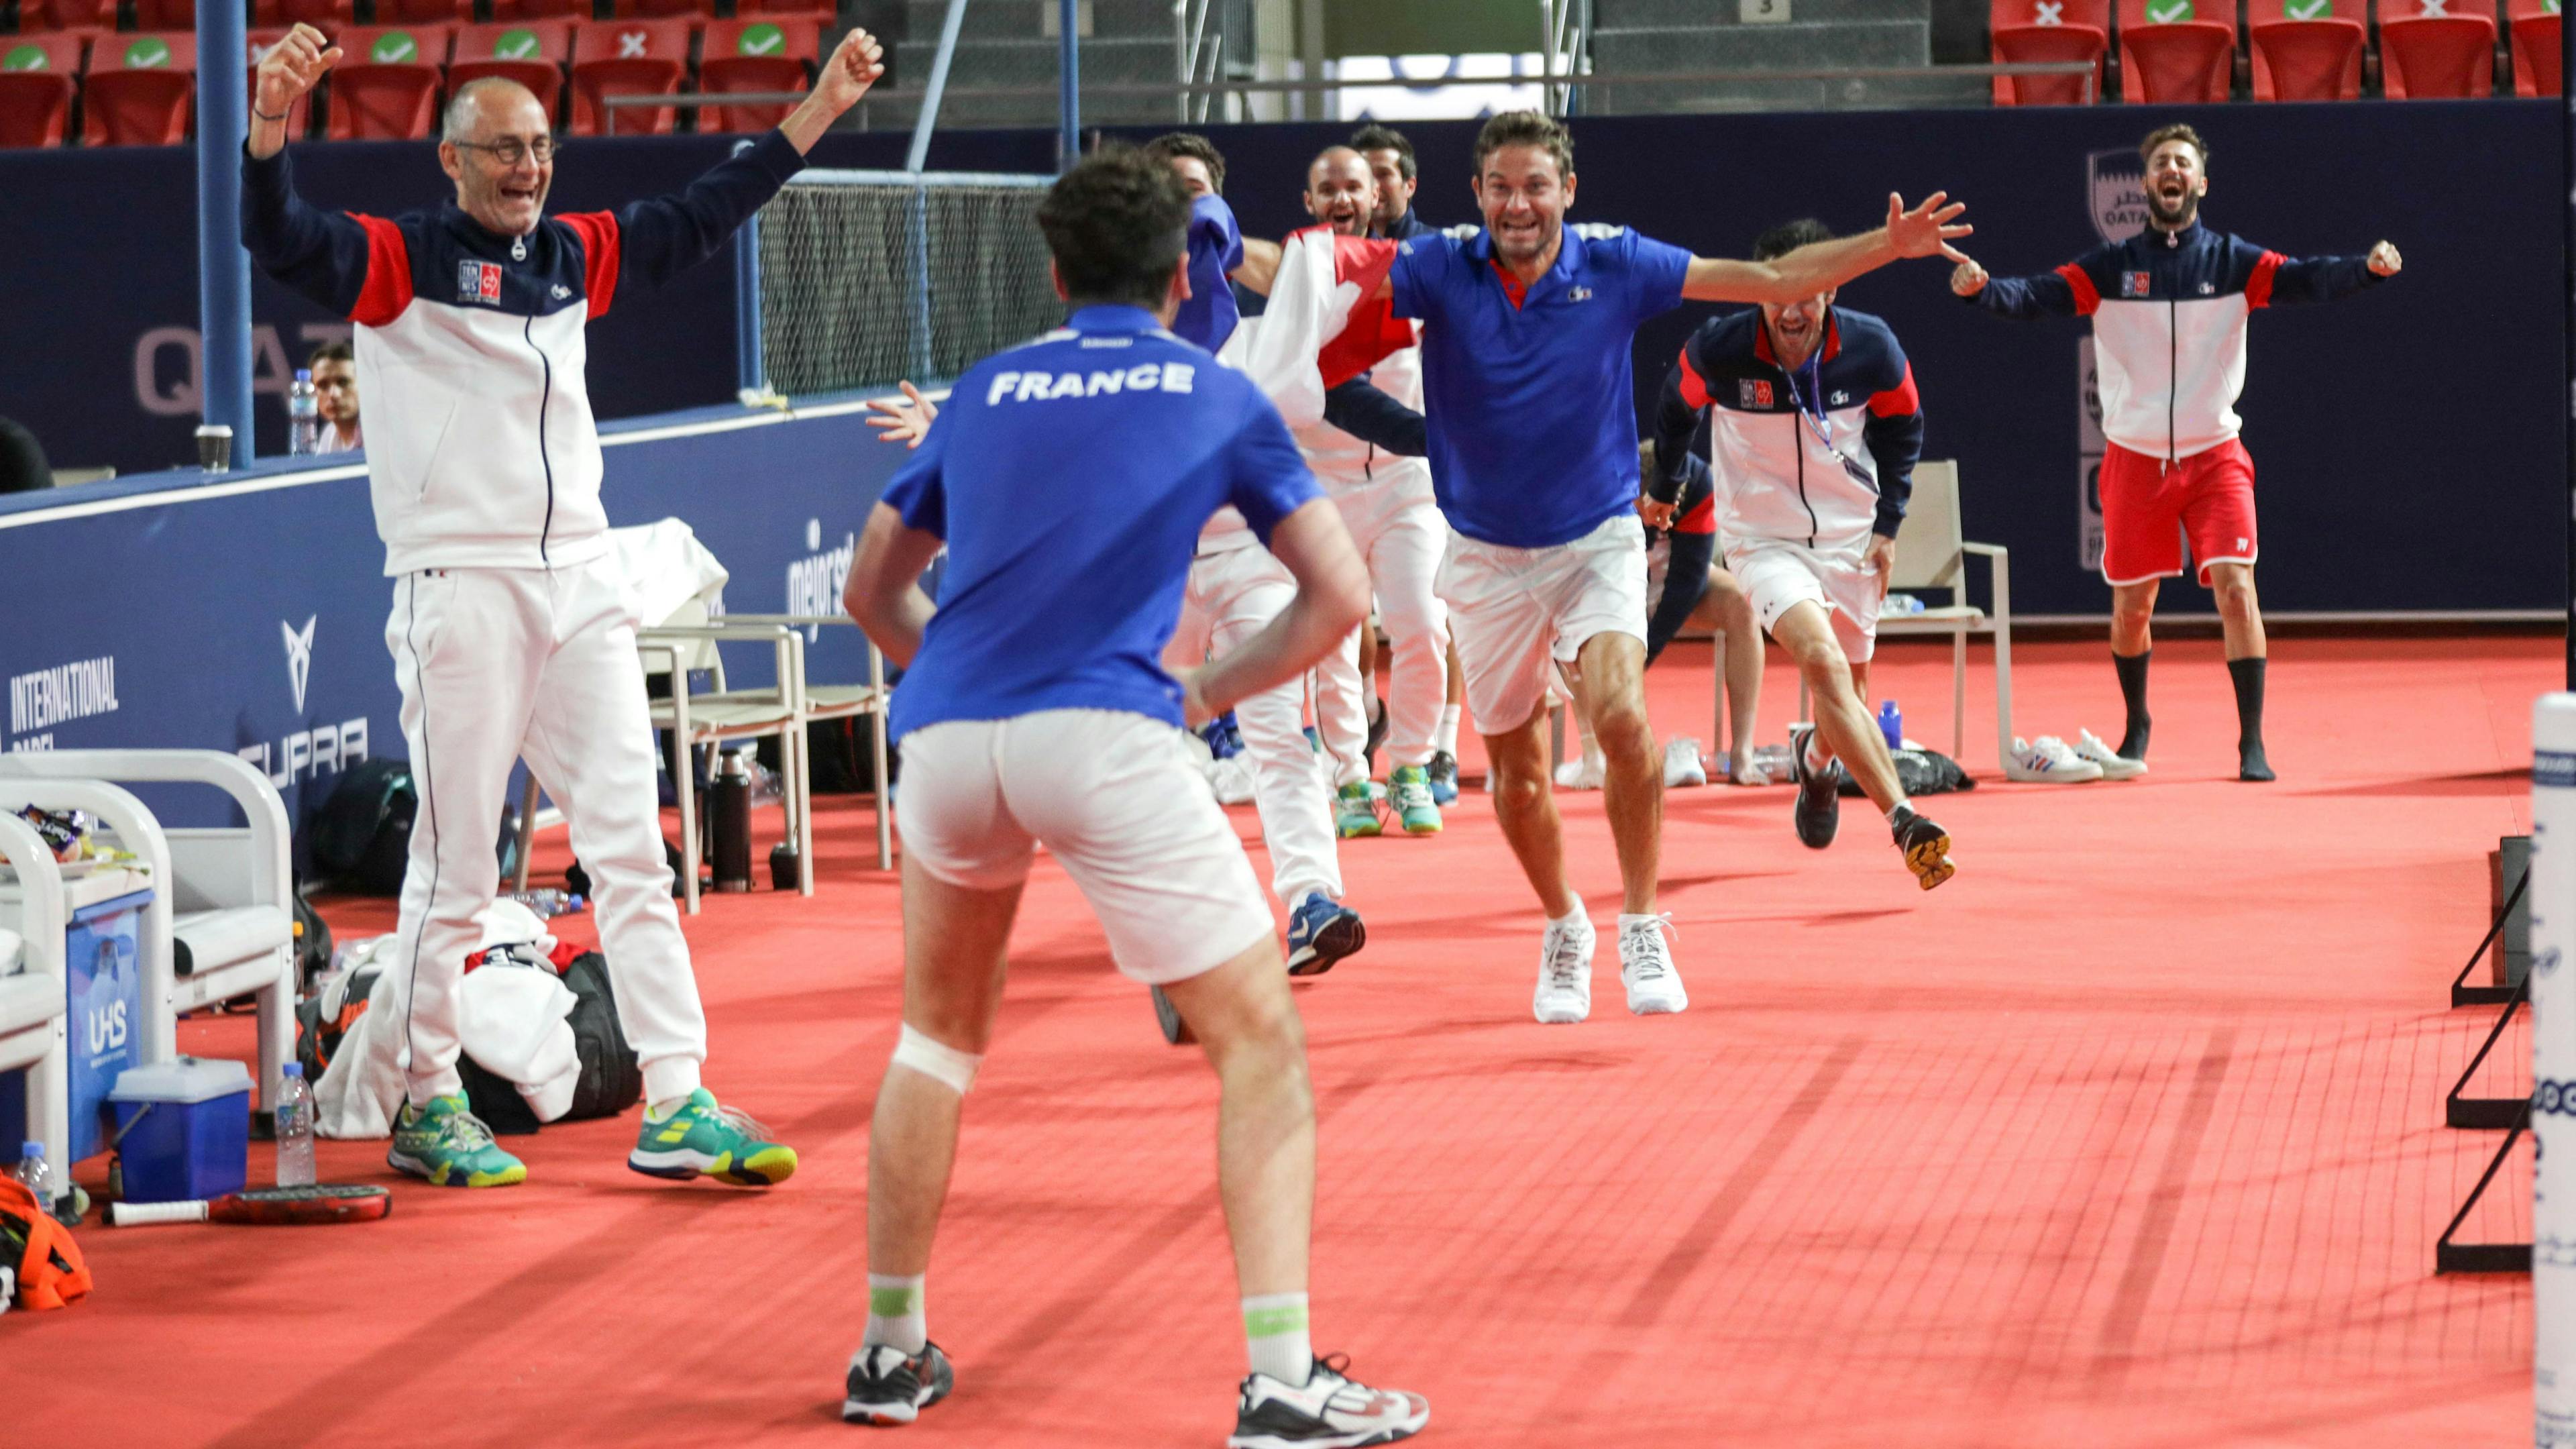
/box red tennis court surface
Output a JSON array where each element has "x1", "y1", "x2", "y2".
[{"x1": 3, "y1": 634, "x2": 2550, "y2": 1448}]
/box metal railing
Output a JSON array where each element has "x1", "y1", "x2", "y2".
[{"x1": 1540, "y1": 0, "x2": 1595, "y2": 117}]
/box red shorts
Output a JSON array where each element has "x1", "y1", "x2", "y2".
[{"x1": 2098, "y1": 439, "x2": 2258, "y2": 587}]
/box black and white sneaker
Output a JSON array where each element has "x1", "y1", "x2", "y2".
[
  {"x1": 1789, "y1": 726, "x2": 1842, "y2": 850},
  {"x1": 843, "y1": 1341, "x2": 955, "y2": 1426},
  {"x1": 1889, "y1": 805, "x2": 1955, "y2": 892},
  {"x1": 1229, "y1": 1354, "x2": 1430, "y2": 1449}
]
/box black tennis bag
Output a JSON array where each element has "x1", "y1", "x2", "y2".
[
  {"x1": 1837, "y1": 747, "x2": 1977, "y2": 798},
  {"x1": 459, "y1": 951, "x2": 644, "y2": 1134},
  {"x1": 309, "y1": 759, "x2": 416, "y2": 896}
]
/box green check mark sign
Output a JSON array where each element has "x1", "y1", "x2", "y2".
[
  {"x1": 372, "y1": 34, "x2": 417, "y2": 63},
  {"x1": 2144, "y1": 0, "x2": 2192, "y2": 20},
  {"x1": 2282, "y1": 0, "x2": 2329, "y2": 17},
  {"x1": 739, "y1": 23, "x2": 784, "y2": 55},
  {"x1": 126, "y1": 38, "x2": 170, "y2": 68},
  {"x1": 3, "y1": 44, "x2": 46, "y2": 71},
  {"x1": 494, "y1": 28, "x2": 539, "y2": 58}
]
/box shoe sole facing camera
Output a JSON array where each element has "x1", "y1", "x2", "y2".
[
  {"x1": 1287, "y1": 908, "x2": 1366, "y2": 977},
  {"x1": 1902, "y1": 826, "x2": 1956, "y2": 892}
]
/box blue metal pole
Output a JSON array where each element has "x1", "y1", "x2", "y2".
[
  {"x1": 1057, "y1": 0, "x2": 1078, "y2": 172},
  {"x1": 731, "y1": 140, "x2": 765, "y2": 396},
  {"x1": 907, "y1": 0, "x2": 970, "y2": 175},
  {"x1": 197, "y1": 1, "x2": 254, "y2": 462}
]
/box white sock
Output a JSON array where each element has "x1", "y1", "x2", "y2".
[
  {"x1": 865, "y1": 1274, "x2": 928, "y2": 1355},
  {"x1": 1243, "y1": 1292, "x2": 1312, "y2": 1385},
  {"x1": 1883, "y1": 798, "x2": 1911, "y2": 823},
  {"x1": 1436, "y1": 705, "x2": 1460, "y2": 755},
  {"x1": 1550, "y1": 895, "x2": 1589, "y2": 931}
]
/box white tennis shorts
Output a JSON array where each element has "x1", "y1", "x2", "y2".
[
  {"x1": 896, "y1": 708, "x2": 1275, "y2": 985},
  {"x1": 1729, "y1": 538, "x2": 1883, "y2": 663},
  {"x1": 1436, "y1": 511, "x2": 1648, "y2": 733}
]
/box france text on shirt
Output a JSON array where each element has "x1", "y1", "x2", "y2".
[{"x1": 982, "y1": 361, "x2": 1197, "y2": 405}]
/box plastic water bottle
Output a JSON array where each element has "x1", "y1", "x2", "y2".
[
  {"x1": 286, "y1": 368, "x2": 323, "y2": 455},
  {"x1": 12, "y1": 1141, "x2": 56, "y2": 1218},
  {"x1": 503, "y1": 888, "x2": 586, "y2": 918},
  {"x1": 274, "y1": 1064, "x2": 316, "y2": 1188},
  {"x1": 1878, "y1": 699, "x2": 1904, "y2": 751}
]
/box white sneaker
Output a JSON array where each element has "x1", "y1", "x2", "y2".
[
  {"x1": 1663, "y1": 738, "x2": 1708, "y2": 788},
  {"x1": 2006, "y1": 735, "x2": 2104, "y2": 783},
  {"x1": 2074, "y1": 729, "x2": 2147, "y2": 780},
  {"x1": 1534, "y1": 907, "x2": 1595, "y2": 1024},
  {"x1": 1618, "y1": 913, "x2": 1687, "y2": 1015},
  {"x1": 1553, "y1": 748, "x2": 1605, "y2": 792},
  {"x1": 1229, "y1": 1356, "x2": 1430, "y2": 1449}
]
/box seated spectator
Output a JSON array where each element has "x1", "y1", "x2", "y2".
[
  {"x1": 311, "y1": 339, "x2": 362, "y2": 453},
  {"x1": 0, "y1": 417, "x2": 53, "y2": 494}
]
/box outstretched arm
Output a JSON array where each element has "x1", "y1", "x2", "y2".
[
  {"x1": 843, "y1": 502, "x2": 944, "y2": 667},
  {"x1": 1949, "y1": 255, "x2": 2090, "y2": 319},
  {"x1": 1321, "y1": 376, "x2": 1426, "y2": 457},
  {"x1": 1681, "y1": 193, "x2": 1971, "y2": 305},
  {"x1": 2257, "y1": 239, "x2": 2402, "y2": 305},
  {"x1": 777, "y1": 30, "x2": 885, "y2": 154},
  {"x1": 1232, "y1": 237, "x2": 1283, "y2": 297},
  {"x1": 241, "y1": 26, "x2": 392, "y2": 318}
]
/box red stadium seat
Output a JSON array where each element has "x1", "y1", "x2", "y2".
[
  {"x1": 2247, "y1": 0, "x2": 2364, "y2": 101},
  {"x1": 84, "y1": 32, "x2": 195, "y2": 147},
  {"x1": 490, "y1": 0, "x2": 589, "y2": 23},
  {"x1": 325, "y1": 24, "x2": 449, "y2": 140},
  {"x1": 268, "y1": 0, "x2": 355, "y2": 32},
  {"x1": 447, "y1": 19, "x2": 573, "y2": 126},
  {"x1": 2377, "y1": 1, "x2": 2499, "y2": 98},
  {"x1": 2116, "y1": 0, "x2": 2237, "y2": 102},
  {"x1": 17, "y1": 0, "x2": 112, "y2": 32},
  {"x1": 698, "y1": 17, "x2": 817, "y2": 132},
  {"x1": 569, "y1": 17, "x2": 690, "y2": 136},
  {"x1": 131, "y1": 0, "x2": 194, "y2": 30},
  {"x1": 621, "y1": 0, "x2": 721, "y2": 17},
  {"x1": 1989, "y1": 0, "x2": 2108, "y2": 105},
  {"x1": 246, "y1": 28, "x2": 316, "y2": 139},
  {"x1": 0, "y1": 34, "x2": 83, "y2": 148},
  {"x1": 2510, "y1": 0, "x2": 2562, "y2": 96},
  {"x1": 733, "y1": 0, "x2": 834, "y2": 19},
  {"x1": 375, "y1": 0, "x2": 472, "y2": 22}
]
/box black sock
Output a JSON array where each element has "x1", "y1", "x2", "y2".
[
  {"x1": 2113, "y1": 650, "x2": 2151, "y2": 759},
  {"x1": 2229, "y1": 656, "x2": 2273, "y2": 781}
]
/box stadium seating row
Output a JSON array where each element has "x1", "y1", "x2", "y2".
[
  {"x1": 8, "y1": 0, "x2": 824, "y2": 32},
  {"x1": 1990, "y1": 0, "x2": 2559, "y2": 104},
  {"x1": 0, "y1": 16, "x2": 819, "y2": 146}
]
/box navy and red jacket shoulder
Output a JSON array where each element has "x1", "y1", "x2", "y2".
[
  {"x1": 1651, "y1": 307, "x2": 1924, "y2": 539},
  {"x1": 239, "y1": 130, "x2": 806, "y2": 325},
  {"x1": 1968, "y1": 220, "x2": 2383, "y2": 319}
]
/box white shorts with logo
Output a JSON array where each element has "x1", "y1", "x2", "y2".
[
  {"x1": 896, "y1": 708, "x2": 1275, "y2": 985},
  {"x1": 1434, "y1": 512, "x2": 1648, "y2": 735},
  {"x1": 1728, "y1": 539, "x2": 1882, "y2": 663}
]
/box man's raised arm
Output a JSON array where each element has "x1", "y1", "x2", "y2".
[{"x1": 1681, "y1": 192, "x2": 1970, "y2": 305}]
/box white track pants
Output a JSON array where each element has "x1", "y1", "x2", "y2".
[
  {"x1": 1314, "y1": 485, "x2": 1450, "y2": 784},
  {"x1": 380, "y1": 561, "x2": 707, "y2": 1108},
  {"x1": 1168, "y1": 545, "x2": 1342, "y2": 908}
]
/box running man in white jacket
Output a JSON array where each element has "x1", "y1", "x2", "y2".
[
  {"x1": 1650, "y1": 219, "x2": 1955, "y2": 890},
  {"x1": 1296, "y1": 146, "x2": 1452, "y2": 841},
  {"x1": 241, "y1": 23, "x2": 888, "y2": 1188}
]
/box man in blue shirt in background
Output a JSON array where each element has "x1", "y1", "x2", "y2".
[
  {"x1": 839, "y1": 149, "x2": 1428, "y2": 1449},
  {"x1": 1389, "y1": 110, "x2": 1969, "y2": 1026}
]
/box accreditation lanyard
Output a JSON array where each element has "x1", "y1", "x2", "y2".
[{"x1": 1779, "y1": 343, "x2": 1835, "y2": 454}]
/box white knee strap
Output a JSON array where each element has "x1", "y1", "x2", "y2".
[{"x1": 892, "y1": 1024, "x2": 981, "y2": 1095}]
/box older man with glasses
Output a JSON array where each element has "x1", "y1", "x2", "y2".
[{"x1": 237, "y1": 23, "x2": 885, "y2": 1192}]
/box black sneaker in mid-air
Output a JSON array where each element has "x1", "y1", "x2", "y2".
[
  {"x1": 1425, "y1": 750, "x2": 1460, "y2": 805},
  {"x1": 844, "y1": 1342, "x2": 955, "y2": 1426},
  {"x1": 1229, "y1": 1355, "x2": 1430, "y2": 1449},
  {"x1": 1889, "y1": 805, "x2": 1955, "y2": 891},
  {"x1": 1789, "y1": 726, "x2": 1842, "y2": 850}
]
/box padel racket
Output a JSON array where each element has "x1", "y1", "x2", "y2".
[{"x1": 107, "y1": 1184, "x2": 392, "y2": 1227}]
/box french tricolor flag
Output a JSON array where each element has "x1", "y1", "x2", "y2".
[{"x1": 1224, "y1": 226, "x2": 1411, "y2": 429}]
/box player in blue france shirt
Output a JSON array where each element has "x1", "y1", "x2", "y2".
[
  {"x1": 1385, "y1": 109, "x2": 1970, "y2": 1026},
  {"x1": 836, "y1": 149, "x2": 1428, "y2": 1449}
]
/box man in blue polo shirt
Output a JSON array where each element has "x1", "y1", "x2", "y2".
[
  {"x1": 1388, "y1": 110, "x2": 1968, "y2": 1026},
  {"x1": 837, "y1": 149, "x2": 1427, "y2": 1448}
]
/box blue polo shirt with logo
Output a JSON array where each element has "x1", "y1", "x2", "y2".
[
  {"x1": 1172, "y1": 193, "x2": 1245, "y2": 354},
  {"x1": 1389, "y1": 224, "x2": 1693, "y2": 547},
  {"x1": 879, "y1": 305, "x2": 1320, "y2": 740}
]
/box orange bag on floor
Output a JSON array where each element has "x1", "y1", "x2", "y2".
[{"x1": 0, "y1": 1173, "x2": 93, "y2": 1310}]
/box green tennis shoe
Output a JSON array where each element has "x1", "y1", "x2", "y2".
[
  {"x1": 388, "y1": 1093, "x2": 527, "y2": 1188},
  {"x1": 1333, "y1": 780, "x2": 1382, "y2": 839},
  {"x1": 1389, "y1": 763, "x2": 1442, "y2": 835},
  {"x1": 628, "y1": 1088, "x2": 799, "y2": 1186}
]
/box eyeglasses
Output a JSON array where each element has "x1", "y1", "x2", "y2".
[{"x1": 453, "y1": 136, "x2": 555, "y2": 166}]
